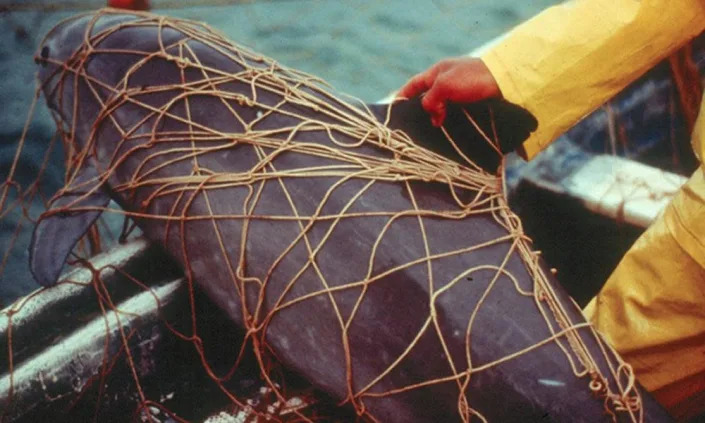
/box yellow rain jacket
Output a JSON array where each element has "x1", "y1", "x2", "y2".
[{"x1": 480, "y1": 0, "x2": 705, "y2": 419}]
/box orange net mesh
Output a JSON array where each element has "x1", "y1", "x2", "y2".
[{"x1": 1, "y1": 8, "x2": 646, "y2": 422}]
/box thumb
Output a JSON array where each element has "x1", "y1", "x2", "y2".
[{"x1": 421, "y1": 82, "x2": 447, "y2": 127}]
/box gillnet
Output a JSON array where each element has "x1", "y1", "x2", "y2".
[{"x1": 1, "y1": 8, "x2": 650, "y2": 423}]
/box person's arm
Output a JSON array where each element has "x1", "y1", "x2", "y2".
[{"x1": 481, "y1": 0, "x2": 705, "y2": 159}]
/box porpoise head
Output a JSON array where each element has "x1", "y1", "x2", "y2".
[{"x1": 36, "y1": 12, "x2": 142, "y2": 148}]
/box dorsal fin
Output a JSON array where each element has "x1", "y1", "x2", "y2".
[
  {"x1": 366, "y1": 97, "x2": 537, "y2": 173},
  {"x1": 29, "y1": 164, "x2": 110, "y2": 287}
]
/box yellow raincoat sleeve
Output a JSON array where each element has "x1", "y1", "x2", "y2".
[
  {"x1": 478, "y1": 1, "x2": 705, "y2": 417},
  {"x1": 480, "y1": 0, "x2": 705, "y2": 160}
]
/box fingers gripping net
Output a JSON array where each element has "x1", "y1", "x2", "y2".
[{"x1": 9, "y1": 8, "x2": 643, "y2": 422}]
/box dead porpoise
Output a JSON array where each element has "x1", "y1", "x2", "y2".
[{"x1": 29, "y1": 9, "x2": 671, "y2": 422}]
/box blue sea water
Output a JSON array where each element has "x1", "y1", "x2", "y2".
[{"x1": 0, "y1": 0, "x2": 560, "y2": 305}]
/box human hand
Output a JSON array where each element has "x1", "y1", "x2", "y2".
[{"x1": 397, "y1": 57, "x2": 501, "y2": 127}]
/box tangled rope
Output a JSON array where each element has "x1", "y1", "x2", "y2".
[{"x1": 2, "y1": 8, "x2": 645, "y2": 422}]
